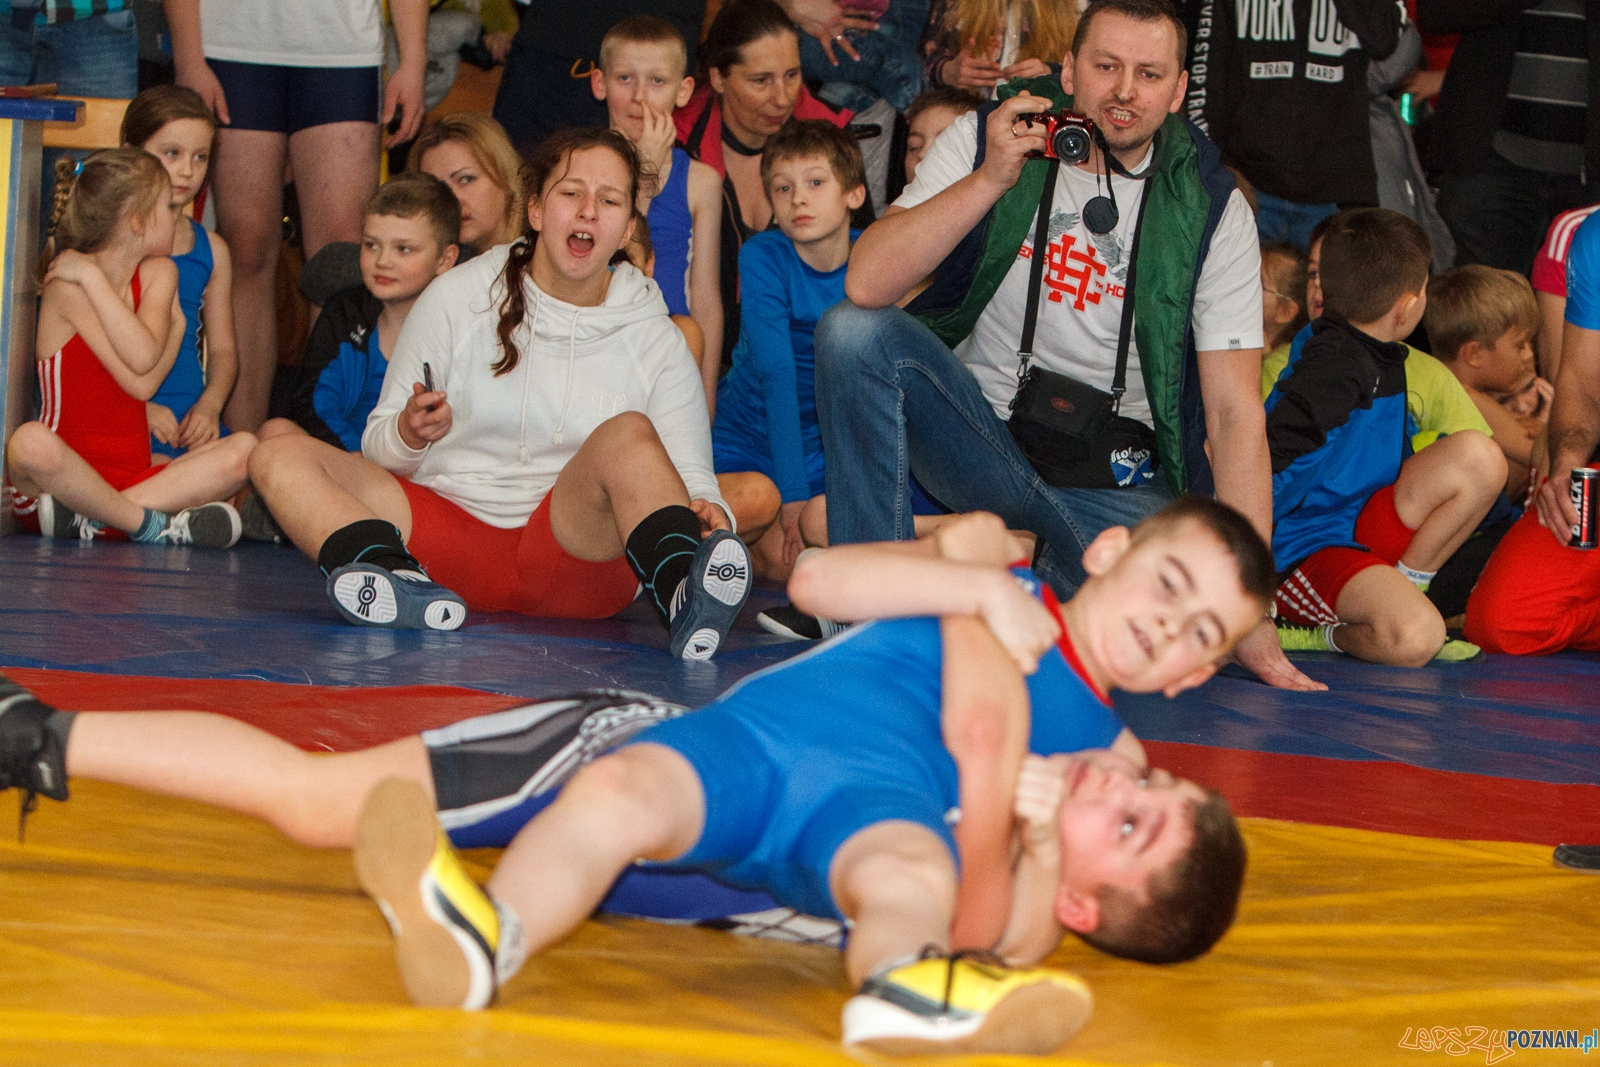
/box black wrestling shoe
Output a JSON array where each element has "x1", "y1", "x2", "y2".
[
  {"x1": 667, "y1": 530, "x2": 751, "y2": 660},
  {"x1": 756, "y1": 604, "x2": 849, "y2": 642},
  {"x1": 0, "y1": 673, "x2": 69, "y2": 837}
]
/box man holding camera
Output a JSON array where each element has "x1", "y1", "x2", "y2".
[{"x1": 813, "y1": 0, "x2": 1318, "y2": 689}]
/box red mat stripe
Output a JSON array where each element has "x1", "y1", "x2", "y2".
[{"x1": 11, "y1": 669, "x2": 1594, "y2": 846}]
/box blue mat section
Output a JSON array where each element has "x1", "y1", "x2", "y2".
[{"x1": 1, "y1": 537, "x2": 1596, "y2": 785}]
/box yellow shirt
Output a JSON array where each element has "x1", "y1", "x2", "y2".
[{"x1": 1261, "y1": 341, "x2": 1491, "y2": 452}]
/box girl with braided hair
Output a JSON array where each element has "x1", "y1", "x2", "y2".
[{"x1": 248, "y1": 128, "x2": 749, "y2": 657}]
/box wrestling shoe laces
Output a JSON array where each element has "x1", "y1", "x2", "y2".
[
  {"x1": 1275, "y1": 623, "x2": 1333, "y2": 653},
  {"x1": 354, "y1": 777, "x2": 515, "y2": 1009},
  {"x1": 37, "y1": 494, "x2": 98, "y2": 541},
  {"x1": 150, "y1": 502, "x2": 242, "y2": 549},
  {"x1": 0, "y1": 673, "x2": 69, "y2": 841},
  {"x1": 841, "y1": 946, "x2": 1093, "y2": 1055}
]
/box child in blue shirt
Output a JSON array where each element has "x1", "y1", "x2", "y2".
[
  {"x1": 714, "y1": 120, "x2": 866, "y2": 578},
  {"x1": 269, "y1": 175, "x2": 459, "y2": 451}
]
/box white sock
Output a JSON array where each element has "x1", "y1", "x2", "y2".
[
  {"x1": 1322, "y1": 622, "x2": 1344, "y2": 654},
  {"x1": 1396, "y1": 562, "x2": 1435, "y2": 590},
  {"x1": 493, "y1": 900, "x2": 528, "y2": 985}
]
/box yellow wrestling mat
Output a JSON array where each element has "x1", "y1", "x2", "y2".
[{"x1": 2, "y1": 782, "x2": 1596, "y2": 1067}]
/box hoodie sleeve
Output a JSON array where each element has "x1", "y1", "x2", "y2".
[
  {"x1": 362, "y1": 272, "x2": 457, "y2": 474},
  {"x1": 641, "y1": 321, "x2": 734, "y2": 529}
]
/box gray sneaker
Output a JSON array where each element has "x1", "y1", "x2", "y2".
[
  {"x1": 150, "y1": 502, "x2": 242, "y2": 549},
  {"x1": 237, "y1": 487, "x2": 285, "y2": 544},
  {"x1": 36, "y1": 494, "x2": 98, "y2": 541}
]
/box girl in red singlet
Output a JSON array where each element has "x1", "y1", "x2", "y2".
[{"x1": 5, "y1": 149, "x2": 257, "y2": 547}]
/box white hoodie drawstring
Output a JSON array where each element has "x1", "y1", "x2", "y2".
[
  {"x1": 516, "y1": 287, "x2": 540, "y2": 464},
  {"x1": 550, "y1": 305, "x2": 580, "y2": 447}
]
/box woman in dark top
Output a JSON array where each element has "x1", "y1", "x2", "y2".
[{"x1": 674, "y1": 0, "x2": 854, "y2": 366}]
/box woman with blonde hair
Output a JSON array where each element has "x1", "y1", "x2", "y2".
[
  {"x1": 408, "y1": 112, "x2": 526, "y2": 254},
  {"x1": 924, "y1": 0, "x2": 1079, "y2": 94}
]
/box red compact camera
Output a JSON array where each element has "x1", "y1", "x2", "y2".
[{"x1": 1017, "y1": 109, "x2": 1095, "y2": 164}]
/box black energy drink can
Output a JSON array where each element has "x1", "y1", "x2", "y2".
[{"x1": 1572, "y1": 468, "x2": 1600, "y2": 549}]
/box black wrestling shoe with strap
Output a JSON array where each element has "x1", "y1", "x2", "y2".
[{"x1": 0, "y1": 673, "x2": 69, "y2": 837}]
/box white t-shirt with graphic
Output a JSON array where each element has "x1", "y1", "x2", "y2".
[{"x1": 895, "y1": 112, "x2": 1263, "y2": 430}]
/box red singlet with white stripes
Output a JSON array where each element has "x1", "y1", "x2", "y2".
[{"x1": 37, "y1": 265, "x2": 154, "y2": 490}]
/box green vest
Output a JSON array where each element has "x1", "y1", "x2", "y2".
[{"x1": 917, "y1": 76, "x2": 1219, "y2": 493}]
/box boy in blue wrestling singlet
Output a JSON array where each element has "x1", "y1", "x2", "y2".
[{"x1": 0, "y1": 501, "x2": 1273, "y2": 1056}]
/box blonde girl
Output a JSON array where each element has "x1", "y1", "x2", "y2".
[
  {"x1": 408, "y1": 112, "x2": 526, "y2": 254},
  {"x1": 926, "y1": 0, "x2": 1079, "y2": 94},
  {"x1": 5, "y1": 149, "x2": 255, "y2": 547}
]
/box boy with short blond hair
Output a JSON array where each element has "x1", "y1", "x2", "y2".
[
  {"x1": 1267, "y1": 209, "x2": 1505, "y2": 666},
  {"x1": 270, "y1": 174, "x2": 460, "y2": 451},
  {"x1": 591, "y1": 16, "x2": 724, "y2": 412},
  {"x1": 1427, "y1": 265, "x2": 1550, "y2": 498},
  {"x1": 713, "y1": 120, "x2": 867, "y2": 583}
]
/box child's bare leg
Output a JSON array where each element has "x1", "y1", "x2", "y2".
[
  {"x1": 65, "y1": 711, "x2": 433, "y2": 847},
  {"x1": 830, "y1": 820, "x2": 957, "y2": 987},
  {"x1": 716, "y1": 471, "x2": 780, "y2": 542},
  {"x1": 256, "y1": 417, "x2": 307, "y2": 443},
  {"x1": 486, "y1": 743, "x2": 705, "y2": 958},
  {"x1": 800, "y1": 494, "x2": 829, "y2": 548},
  {"x1": 6, "y1": 423, "x2": 145, "y2": 532},
  {"x1": 248, "y1": 433, "x2": 413, "y2": 555},
  {"x1": 548, "y1": 412, "x2": 698, "y2": 560},
  {"x1": 124, "y1": 433, "x2": 258, "y2": 513},
  {"x1": 1392, "y1": 430, "x2": 1506, "y2": 572},
  {"x1": 1330, "y1": 565, "x2": 1447, "y2": 666}
]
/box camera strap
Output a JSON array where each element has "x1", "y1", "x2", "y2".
[{"x1": 1013, "y1": 158, "x2": 1156, "y2": 416}]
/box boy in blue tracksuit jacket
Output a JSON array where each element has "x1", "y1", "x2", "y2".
[{"x1": 1264, "y1": 209, "x2": 1505, "y2": 667}]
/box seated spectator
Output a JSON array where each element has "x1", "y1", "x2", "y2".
[
  {"x1": 1465, "y1": 210, "x2": 1600, "y2": 657},
  {"x1": 268, "y1": 176, "x2": 461, "y2": 451},
  {"x1": 120, "y1": 85, "x2": 238, "y2": 461},
  {"x1": 800, "y1": 0, "x2": 924, "y2": 116},
  {"x1": 592, "y1": 16, "x2": 725, "y2": 409},
  {"x1": 1530, "y1": 203, "x2": 1600, "y2": 383},
  {"x1": 1426, "y1": 265, "x2": 1550, "y2": 500},
  {"x1": 6, "y1": 150, "x2": 256, "y2": 549},
  {"x1": 247, "y1": 129, "x2": 750, "y2": 660},
  {"x1": 896, "y1": 85, "x2": 983, "y2": 307},
  {"x1": 923, "y1": 0, "x2": 1072, "y2": 97},
  {"x1": 1267, "y1": 209, "x2": 1503, "y2": 665},
  {"x1": 675, "y1": 0, "x2": 854, "y2": 365},
  {"x1": 1258, "y1": 240, "x2": 1309, "y2": 393},
  {"x1": 409, "y1": 113, "x2": 527, "y2": 255},
  {"x1": 712, "y1": 120, "x2": 863, "y2": 581}
]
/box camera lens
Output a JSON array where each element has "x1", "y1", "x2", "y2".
[{"x1": 1055, "y1": 127, "x2": 1091, "y2": 164}]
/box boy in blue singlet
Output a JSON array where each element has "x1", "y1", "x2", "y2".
[
  {"x1": 591, "y1": 16, "x2": 724, "y2": 415},
  {"x1": 351, "y1": 498, "x2": 1274, "y2": 1056},
  {"x1": 0, "y1": 501, "x2": 1271, "y2": 1056}
]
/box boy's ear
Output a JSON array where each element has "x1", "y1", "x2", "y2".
[
  {"x1": 436, "y1": 242, "x2": 459, "y2": 275},
  {"x1": 1055, "y1": 881, "x2": 1100, "y2": 935},
  {"x1": 845, "y1": 182, "x2": 867, "y2": 211},
  {"x1": 676, "y1": 75, "x2": 695, "y2": 109},
  {"x1": 590, "y1": 66, "x2": 608, "y2": 101},
  {"x1": 1081, "y1": 525, "x2": 1131, "y2": 577},
  {"x1": 1457, "y1": 338, "x2": 1485, "y2": 367},
  {"x1": 1161, "y1": 660, "x2": 1218, "y2": 698}
]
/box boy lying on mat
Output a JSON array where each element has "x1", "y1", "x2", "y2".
[{"x1": 0, "y1": 503, "x2": 1271, "y2": 1056}]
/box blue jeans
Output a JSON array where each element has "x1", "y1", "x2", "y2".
[
  {"x1": 814, "y1": 302, "x2": 1174, "y2": 594},
  {"x1": 800, "y1": 0, "x2": 928, "y2": 114},
  {"x1": 1253, "y1": 191, "x2": 1338, "y2": 251},
  {"x1": 0, "y1": 9, "x2": 138, "y2": 242}
]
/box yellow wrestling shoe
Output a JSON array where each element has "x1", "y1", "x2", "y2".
[
  {"x1": 354, "y1": 777, "x2": 522, "y2": 1009},
  {"x1": 841, "y1": 949, "x2": 1093, "y2": 1055}
]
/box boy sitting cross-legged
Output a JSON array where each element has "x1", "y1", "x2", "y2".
[
  {"x1": 348, "y1": 499, "x2": 1269, "y2": 1055},
  {"x1": 1267, "y1": 209, "x2": 1506, "y2": 665},
  {"x1": 266, "y1": 175, "x2": 461, "y2": 451}
]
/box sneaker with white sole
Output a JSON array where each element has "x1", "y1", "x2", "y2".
[
  {"x1": 667, "y1": 529, "x2": 751, "y2": 660},
  {"x1": 36, "y1": 494, "x2": 98, "y2": 541},
  {"x1": 842, "y1": 949, "x2": 1093, "y2": 1055},
  {"x1": 756, "y1": 603, "x2": 849, "y2": 642},
  {"x1": 0, "y1": 672, "x2": 70, "y2": 838},
  {"x1": 354, "y1": 777, "x2": 511, "y2": 1009},
  {"x1": 149, "y1": 502, "x2": 242, "y2": 549},
  {"x1": 327, "y1": 563, "x2": 467, "y2": 630}
]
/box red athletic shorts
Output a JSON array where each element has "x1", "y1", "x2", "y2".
[
  {"x1": 399, "y1": 480, "x2": 640, "y2": 618},
  {"x1": 1274, "y1": 485, "x2": 1416, "y2": 626},
  {"x1": 1465, "y1": 510, "x2": 1600, "y2": 655}
]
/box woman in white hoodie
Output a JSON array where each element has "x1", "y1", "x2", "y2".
[{"x1": 249, "y1": 128, "x2": 751, "y2": 660}]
